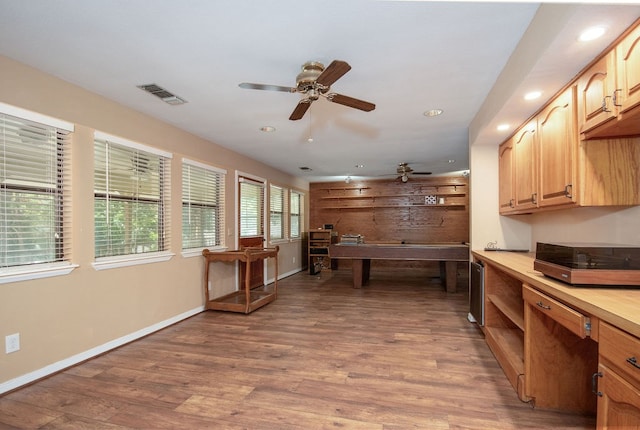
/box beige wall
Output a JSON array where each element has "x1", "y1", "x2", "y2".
[{"x1": 0, "y1": 55, "x2": 308, "y2": 391}]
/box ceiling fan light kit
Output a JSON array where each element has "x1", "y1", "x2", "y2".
[{"x1": 239, "y1": 60, "x2": 376, "y2": 121}]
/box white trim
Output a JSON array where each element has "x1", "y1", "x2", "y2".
[
  {"x1": 181, "y1": 246, "x2": 228, "y2": 258},
  {"x1": 92, "y1": 252, "x2": 174, "y2": 271},
  {"x1": 182, "y1": 157, "x2": 227, "y2": 175},
  {"x1": 238, "y1": 175, "x2": 266, "y2": 187},
  {"x1": 0, "y1": 306, "x2": 204, "y2": 395},
  {"x1": 0, "y1": 262, "x2": 78, "y2": 284},
  {"x1": 94, "y1": 131, "x2": 173, "y2": 159},
  {"x1": 0, "y1": 102, "x2": 74, "y2": 131}
]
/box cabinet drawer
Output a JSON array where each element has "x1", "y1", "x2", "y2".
[
  {"x1": 600, "y1": 321, "x2": 640, "y2": 388},
  {"x1": 523, "y1": 284, "x2": 590, "y2": 338}
]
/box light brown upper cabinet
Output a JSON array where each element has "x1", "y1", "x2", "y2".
[
  {"x1": 498, "y1": 139, "x2": 515, "y2": 212},
  {"x1": 500, "y1": 88, "x2": 578, "y2": 215},
  {"x1": 513, "y1": 120, "x2": 538, "y2": 213},
  {"x1": 537, "y1": 87, "x2": 578, "y2": 209},
  {"x1": 579, "y1": 23, "x2": 640, "y2": 139},
  {"x1": 500, "y1": 20, "x2": 640, "y2": 215}
]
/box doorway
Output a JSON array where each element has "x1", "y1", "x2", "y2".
[{"x1": 238, "y1": 174, "x2": 266, "y2": 289}]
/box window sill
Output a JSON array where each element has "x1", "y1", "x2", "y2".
[
  {"x1": 181, "y1": 246, "x2": 228, "y2": 258},
  {"x1": 0, "y1": 262, "x2": 79, "y2": 285},
  {"x1": 92, "y1": 252, "x2": 174, "y2": 271}
]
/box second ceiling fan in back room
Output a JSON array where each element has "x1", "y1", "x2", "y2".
[
  {"x1": 239, "y1": 60, "x2": 376, "y2": 120},
  {"x1": 396, "y1": 162, "x2": 432, "y2": 183}
]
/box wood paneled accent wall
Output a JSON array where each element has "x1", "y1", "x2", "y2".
[{"x1": 309, "y1": 176, "x2": 469, "y2": 246}]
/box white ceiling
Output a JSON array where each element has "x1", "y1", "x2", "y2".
[{"x1": 1, "y1": 1, "x2": 639, "y2": 182}]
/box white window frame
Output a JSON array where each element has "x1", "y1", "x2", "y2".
[
  {"x1": 181, "y1": 158, "x2": 226, "y2": 257},
  {"x1": 269, "y1": 184, "x2": 287, "y2": 243},
  {"x1": 0, "y1": 103, "x2": 77, "y2": 284},
  {"x1": 92, "y1": 131, "x2": 174, "y2": 270},
  {"x1": 289, "y1": 189, "x2": 303, "y2": 240}
]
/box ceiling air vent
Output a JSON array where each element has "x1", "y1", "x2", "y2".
[{"x1": 137, "y1": 83, "x2": 187, "y2": 105}]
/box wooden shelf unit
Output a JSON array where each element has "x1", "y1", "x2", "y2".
[{"x1": 308, "y1": 229, "x2": 336, "y2": 274}]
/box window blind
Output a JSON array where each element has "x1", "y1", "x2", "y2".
[
  {"x1": 269, "y1": 184, "x2": 286, "y2": 240},
  {"x1": 239, "y1": 176, "x2": 264, "y2": 238},
  {"x1": 94, "y1": 134, "x2": 171, "y2": 258},
  {"x1": 0, "y1": 111, "x2": 72, "y2": 268},
  {"x1": 290, "y1": 190, "x2": 303, "y2": 239},
  {"x1": 182, "y1": 159, "x2": 225, "y2": 250}
]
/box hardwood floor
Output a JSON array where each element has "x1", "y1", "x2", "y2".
[{"x1": 0, "y1": 268, "x2": 596, "y2": 429}]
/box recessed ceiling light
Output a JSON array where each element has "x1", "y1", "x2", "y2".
[
  {"x1": 579, "y1": 26, "x2": 606, "y2": 42},
  {"x1": 524, "y1": 91, "x2": 541, "y2": 101},
  {"x1": 497, "y1": 124, "x2": 510, "y2": 131},
  {"x1": 260, "y1": 126, "x2": 275, "y2": 132},
  {"x1": 424, "y1": 109, "x2": 443, "y2": 117}
]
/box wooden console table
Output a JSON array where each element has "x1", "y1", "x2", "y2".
[{"x1": 202, "y1": 246, "x2": 279, "y2": 314}]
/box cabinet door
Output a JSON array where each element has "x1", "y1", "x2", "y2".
[
  {"x1": 513, "y1": 121, "x2": 538, "y2": 211},
  {"x1": 577, "y1": 51, "x2": 617, "y2": 134},
  {"x1": 498, "y1": 140, "x2": 515, "y2": 213},
  {"x1": 597, "y1": 364, "x2": 640, "y2": 429},
  {"x1": 617, "y1": 24, "x2": 640, "y2": 114},
  {"x1": 537, "y1": 86, "x2": 578, "y2": 208}
]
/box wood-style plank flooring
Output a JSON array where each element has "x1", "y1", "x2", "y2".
[{"x1": 0, "y1": 268, "x2": 596, "y2": 429}]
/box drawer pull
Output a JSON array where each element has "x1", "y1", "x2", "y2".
[
  {"x1": 536, "y1": 301, "x2": 551, "y2": 310},
  {"x1": 627, "y1": 356, "x2": 640, "y2": 370}
]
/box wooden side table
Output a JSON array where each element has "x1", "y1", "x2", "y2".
[{"x1": 202, "y1": 246, "x2": 279, "y2": 314}]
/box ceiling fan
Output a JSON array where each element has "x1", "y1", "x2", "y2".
[
  {"x1": 397, "y1": 162, "x2": 432, "y2": 183},
  {"x1": 239, "y1": 60, "x2": 376, "y2": 121}
]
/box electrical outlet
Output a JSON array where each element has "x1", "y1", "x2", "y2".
[
  {"x1": 5, "y1": 333, "x2": 20, "y2": 354},
  {"x1": 293, "y1": 257, "x2": 296, "y2": 264}
]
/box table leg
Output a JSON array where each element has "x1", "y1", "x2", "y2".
[
  {"x1": 352, "y1": 259, "x2": 363, "y2": 288},
  {"x1": 445, "y1": 261, "x2": 457, "y2": 293},
  {"x1": 362, "y1": 259, "x2": 371, "y2": 285},
  {"x1": 351, "y1": 259, "x2": 371, "y2": 288}
]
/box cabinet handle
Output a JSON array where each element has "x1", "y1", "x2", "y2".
[
  {"x1": 536, "y1": 300, "x2": 551, "y2": 310},
  {"x1": 627, "y1": 356, "x2": 640, "y2": 370},
  {"x1": 532, "y1": 193, "x2": 537, "y2": 205},
  {"x1": 509, "y1": 198, "x2": 514, "y2": 208},
  {"x1": 564, "y1": 184, "x2": 573, "y2": 199},
  {"x1": 613, "y1": 89, "x2": 622, "y2": 107},
  {"x1": 602, "y1": 95, "x2": 612, "y2": 113},
  {"x1": 592, "y1": 372, "x2": 603, "y2": 397}
]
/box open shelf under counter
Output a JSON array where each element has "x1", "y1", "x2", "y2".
[
  {"x1": 487, "y1": 293, "x2": 525, "y2": 331},
  {"x1": 484, "y1": 326, "x2": 527, "y2": 401}
]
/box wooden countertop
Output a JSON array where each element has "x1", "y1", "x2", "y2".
[{"x1": 472, "y1": 250, "x2": 640, "y2": 339}]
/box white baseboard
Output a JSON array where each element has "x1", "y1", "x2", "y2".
[{"x1": 0, "y1": 306, "x2": 204, "y2": 395}]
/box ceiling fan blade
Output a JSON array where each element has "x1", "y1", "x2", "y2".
[
  {"x1": 316, "y1": 60, "x2": 351, "y2": 87},
  {"x1": 289, "y1": 99, "x2": 312, "y2": 121},
  {"x1": 239, "y1": 82, "x2": 297, "y2": 93},
  {"x1": 412, "y1": 171, "x2": 433, "y2": 175},
  {"x1": 327, "y1": 93, "x2": 376, "y2": 112}
]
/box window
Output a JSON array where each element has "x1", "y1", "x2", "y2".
[
  {"x1": 182, "y1": 159, "x2": 225, "y2": 250},
  {"x1": 290, "y1": 190, "x2": 303, "y2": 239},
  {"x1": 94, "y1": 132, "x2": 171, "y2": 260},
  {"x1": 239, "y1": 176, "x2": 264, "y2": 238},
  {"x1": 269, "y1": 184, "x2": 286, "y2": 241},
  {"x1": 0, "y1": 104, "x2": 73, "y2": 273}
]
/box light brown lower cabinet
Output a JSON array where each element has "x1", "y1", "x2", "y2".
[
  {"x1": 596, "y1": 364, "x2": 640, "y2": 429},
  {"x1": 596, "y1": 321, "x2": 640, "y2": 429},
  {"x1": 474, "y1": 251, "x2": 640, "y2": 427},
  {"x1": 523, "y1": 284, "x2": 597, "y2": 413}
]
